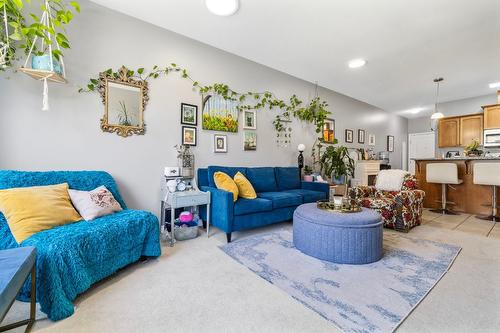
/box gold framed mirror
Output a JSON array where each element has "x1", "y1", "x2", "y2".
[{"x1": 98, "y1": 66, "x2": 149, "y2": 137}]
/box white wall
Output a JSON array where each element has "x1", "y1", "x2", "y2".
[{"x1": 0, "y1": 0, "x2": 408, "y2": 215}]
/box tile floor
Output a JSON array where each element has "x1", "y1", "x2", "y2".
[{"x1": 422, "y1": 208, "x2": 500, "y2": 238}]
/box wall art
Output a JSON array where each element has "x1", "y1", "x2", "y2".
[
  {"x1": 182, "y1": 126, "x2": 197, "y2": 146},
  {"x1": 345, "y1": 129, "x2": 354, "y2": 143},
  {"x1": 243, "y1": 110, "x2": 257, "y2": 129},
  {"x1": 202, "y1": 94, "x2": 238, "y2": 132},
  {"x1": 244, "y1": 131, "x2": 257, "y2": 151},
  {"x1": 181, "y1": 103, "x2": 198, "y2": 125},
  {"x1": 387, "y1": 135, "x2": 395, "y2": 152},
  {"x1": 322, "y1": 118, "x2": 335, "y2": 143},
  {"x1": 214, "y1": 134, "x2": 227, "y2": 153},
  {"x1": 368, "y1": 134, "x2": 376, "y2": 146},
  {"x1": 358, "y1": 129, "x2": 365, "y2": 144}
]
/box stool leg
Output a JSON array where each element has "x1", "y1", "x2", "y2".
[
  {"x1": 430, "y1": 183, "x2": 460, "y2": 215},
  {"x1": 476, "y1": 185, "x2": 500, "y2": 222}
]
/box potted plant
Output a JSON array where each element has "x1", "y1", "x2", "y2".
[
  {"x1": 303, "y1": 165, "x2": 313, "y2": 182},
  {"x1": 464, "y1": 139, "x2": 483, "y2": 157},
  {"x1": 319, "y1": 145, "x2": 355, "y2": 185}
]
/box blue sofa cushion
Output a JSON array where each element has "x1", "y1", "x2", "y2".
[
  {"x1": 275, "y1": 167, "x2": 301, "y2": 190},
  {"x1": 258, "y1": 191, "x2": 302, "y2": 209},
  {"x1": 284, "y1": 189, "x2": 327, "y2": 203},
  {"x1": 0, "y1": 246, "x2": 36, "y2": 321},
  {"x1": 207, "y1": 166, "x2": 247, "y2": 188},
  {"x1": 246, "y1": 167, "x2": 278, "y2": 192},
  {"x1": 234, "y1": 198, "x2": 273, "y2": 216}
]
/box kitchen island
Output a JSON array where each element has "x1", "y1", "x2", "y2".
[{"x1": 414, "y1": 158, "x2": 500, "y2": 215}]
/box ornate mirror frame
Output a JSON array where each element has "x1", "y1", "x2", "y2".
[{"x1": 98, "y1": 66, "x2": 149, "y2": 137}]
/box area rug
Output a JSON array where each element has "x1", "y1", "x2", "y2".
[{"x1": 221, "y1": 230, "x2": 461, "y2": 333}]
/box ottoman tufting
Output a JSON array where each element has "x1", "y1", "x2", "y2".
[{"x1": 293, "y1": 203, "x2": 383, "y2": 264}]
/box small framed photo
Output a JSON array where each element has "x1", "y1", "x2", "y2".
[
  {"x1": 345, "y1": 129, "x2": 354, "y2": 143},
  {"x1": 387, "y1": 135, "x2": 395, "y2": 152},
  {"x1": 244, "y1": 131, "x2": 257, "y2": 151},
  {"x1": 181, "y1": 103, "x2": 198, "y2": 126},
  {"x1": 243, "y1": 110, "x2": 257, "y2": 129},
  {"x1": 182, "y1": 126, "x2": 197, "y2": 146},
  {"x1": 214, "y1": 134, "x2": 227, "y2": 153},
  {"x1": 358, "y1": 129, "x2": 365, "y2": 144},
  {"x1": 323, "y1": 118, "x2": 335, "y2": 143},
  {"x1": 368, "y1": 134, "x2": 376, "y2": 146}
]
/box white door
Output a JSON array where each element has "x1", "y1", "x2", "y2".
[{"x1": 408, "y1": 132, "x2": 436, "y2": 174}]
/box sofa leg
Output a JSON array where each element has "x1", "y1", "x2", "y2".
[{"x1": 226, "y1": 233, "x2": 232, "y2": 243}]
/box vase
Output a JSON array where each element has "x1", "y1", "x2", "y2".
[
  {"x1": 32, "y1": 54, "x2": 63, "y2": 74},
  {"x1": 303, "y1": 175, "x2": 313, "y2": 182},
  {"x1": 332, "y1": 175, "x2": 346, "y2": 185}
]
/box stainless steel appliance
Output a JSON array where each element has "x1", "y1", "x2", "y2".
[{"x1": 484, "y1": 129, "x2": 500, "y2": 148}]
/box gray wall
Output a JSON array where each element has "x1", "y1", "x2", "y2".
[{"x1": 0, "y1": 0, "x2": 408, "y2": 215}]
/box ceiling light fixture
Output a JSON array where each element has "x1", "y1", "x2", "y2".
[
  {"x1": 205, "y1": 0, "x2": 239, "y2": 16},
  {"x1": 489, "y1": 82, "x2": 500, "y2": 89},
  {"x1": 430, "y1": 77, "x2": 444, "y2": 120},
  {"x1": 407, "y1": 107, "x2": 424, "y2": 114},
  {"x1": 348, "y1": 58, "x2": 366, "y2": 69}
]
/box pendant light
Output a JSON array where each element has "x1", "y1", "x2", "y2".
[{"x1": 430, "y1": 77, "x2": 444, "y2": 119}]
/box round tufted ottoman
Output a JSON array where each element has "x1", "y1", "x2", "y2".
[{"x1": 293, "y1": 203, "x2": 383, "y2": 264}]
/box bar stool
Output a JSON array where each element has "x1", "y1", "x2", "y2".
[
  {"x1": 473, "y1": 162, "x2": 500, "y2": 222},
  {"x1": 426, "y1": 163, "x2": 462, "y2": 215}
]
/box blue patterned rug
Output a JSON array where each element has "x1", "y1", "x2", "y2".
[{"x1": 221, "y1": 230, "x2": 461, "y2": 333}]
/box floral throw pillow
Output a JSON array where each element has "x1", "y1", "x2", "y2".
[{"x1": 68, "y1": 186, "x2": 122, "y2": 221}]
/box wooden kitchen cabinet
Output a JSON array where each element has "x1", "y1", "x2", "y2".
[
  {"x1": 438, "y1": 117, "x2": 460, "y2": 147},
  {"x1": 460, "y1": 114, "x2": 483, "y2": 146},
  {"x1": 483, "y1": 104, "x2": 500, "y2": 129}
]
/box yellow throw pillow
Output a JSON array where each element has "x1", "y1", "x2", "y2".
[
  {"x1": 0, "y1": 183, "x2": 82, "y2": 243},
  {"x1": 234, "y1": 172, "x2": 257, "y2": 199},
  {"x1": 213, "y1": 171, "x2": 239, "y2": 202}
]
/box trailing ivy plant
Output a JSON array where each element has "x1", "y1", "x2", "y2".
[
  {"x1": 79, "y1": 64, "x2": 331, "y2": 134},
  {"x1": 0, "y1": 0, "x2": 80, "y2": 70}
]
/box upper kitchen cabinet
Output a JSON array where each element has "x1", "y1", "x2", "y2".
[
  {"x1": 483, "y1": 104, "x2": 500, "y2": 129},
  {"x1": 460, "y1": 114, "x2": 483, "y2": 146},
  {"x1": 438, "y1": 117, "x2": 460, "y2": 147}
]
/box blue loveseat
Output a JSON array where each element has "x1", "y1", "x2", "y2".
[
  {"x1": 198, "y1": 166, "x2": 329, "y2": 242},
  {"x1": 0, "y1": 170, "x2": 161, "y2": 321}
]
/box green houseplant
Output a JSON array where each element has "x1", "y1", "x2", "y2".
[{"x1": 318, "y1": 145, "x2": 355, "y2": 185}]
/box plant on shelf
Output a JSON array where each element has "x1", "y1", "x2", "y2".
[
  {"x1": 79, "y1": 65, "x2": 331, "y2": 135},
  {"x1": 0, "y1": 0, "x2": 80, "y2": 70}
]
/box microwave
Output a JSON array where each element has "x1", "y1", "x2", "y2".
[{"x1": 484, "y1": 129, "x2": 500, "y2": 148}]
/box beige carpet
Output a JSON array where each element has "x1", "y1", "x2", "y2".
[{"x1": 4, "y1": 210, "x2": 500, "y2": 332}]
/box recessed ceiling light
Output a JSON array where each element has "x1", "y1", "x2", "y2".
[
  {"x1": 348, "y1": 58, "x2": 366, "y2": 69},
  {"x1": 205, "y1": 0, "x2": 239, "y2": 16},
  {"x1": 407, "y1": 107, "x2": 424, "y2": 114},
  {"x1": 489, "y1": 82, "x2": 500, "y2": 89}
]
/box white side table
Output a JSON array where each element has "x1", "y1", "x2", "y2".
[{"x1": 160, "y1": 190, "x2": 211, "y2": 247}]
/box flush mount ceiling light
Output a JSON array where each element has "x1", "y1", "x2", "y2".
[
  {"x1": 489, "y1": 82, "x2": 500, "y2": 89},
  {"x1": 205, "y1": 0, "x2": 239, "y2": 16},
  {"x1": 348, "y1": 58, "x2": 366, "y2": 69},
  {"x1": 430, "y1": 77, "x2": 445, "y2": 120},
  {"x1": 407, "y1": 107, "x2": 424, "y2": 114}
]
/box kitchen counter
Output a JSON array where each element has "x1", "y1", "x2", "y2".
[{"x1": 414, "y1": 159, "x2": 500, "y2": 216}]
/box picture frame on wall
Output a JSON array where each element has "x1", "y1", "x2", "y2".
[
  {"x1": 387, "y1": 135, "x2": 395, "y2": 152},
  {"x1": 244, "y1": 131, "x2": 257, "y2": 151},
  {"x1": 180, "y1": 103, "x2": 198, "y2": 126},
  {"x1": 368, "y1": 134, "x2": 376, "y2": 146},
  {"x1": 358, "y1": 129, "x2": 365, "y2": 144},
  {"x1": 182, "y1": 126, "x2": 197, "y2": 146},
  {"x1": 243, "y1": 110, "x2": 257, "y2": 129},
  {"x1": 345, "y1": 129, "x2": 354, "y2": 143},
  {"x1": 214, "y1": 134, "x2": 227, "y2": 153}
]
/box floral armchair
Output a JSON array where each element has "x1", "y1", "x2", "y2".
[{"x1": 348, "y1": 173, "x2": 425, "y2": 232}]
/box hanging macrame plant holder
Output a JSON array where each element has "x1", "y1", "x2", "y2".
[
  {"x1": 19, "y1": 0, "x2": 67, "y2": 111},
  {"x1": 0, "y1": 4, "x2": 9, "y2": 68}
]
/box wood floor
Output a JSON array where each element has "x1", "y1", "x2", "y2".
[{"x1": 422, "y1": 208, "x2": 500, "y2": 238}]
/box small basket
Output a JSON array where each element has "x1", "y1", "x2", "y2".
[{"x1": 174, "y1": 225, "x2": 199, "y2": 241}]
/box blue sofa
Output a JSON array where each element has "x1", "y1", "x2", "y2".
[
  {"x1": 0, "y1": 171, "x2": 161, "y2": 321},
  {"x1": 198, "y1": 166, "x2": 329, "y2": 242}
]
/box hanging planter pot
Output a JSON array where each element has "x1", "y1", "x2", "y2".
[{"x1": 31, "y1": 54, "x2": 63, "y2": 75}]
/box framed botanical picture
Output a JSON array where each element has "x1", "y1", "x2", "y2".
[
  {"x1": 243, "y1": 110, "x2": 257, "y2": 129},
  {"x1": 358, "y1": 129, "x2": 365, "y2": 144},
  {"x1": 182, "y1": 126, "x2": 197, "y2": 146},
  {"x1": 214, "y1": 134, "x2": 227, "y2": 153},
  {"x1": 244, "y1": 131, "x2": 257, "y2": 151},
  {"x1": 202, "y1": 94, "x2": 238, "y2": 132},
  {"x1": 387, "y1": 135, "x2": 395, "y2": 152},
  {"x1": 368, "y1": 134, "x2": 376, "y2": 146},
  {"x1": 345, "y1": 129, "x2": 354, "y2": 143},
  {"x1": 181, "y1": 103, "x2": 198, "y2": 125},
  {"x1": 323, "y1": 118, "x2": 335, "y2": 143}
]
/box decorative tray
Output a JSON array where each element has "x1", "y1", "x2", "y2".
[{"x1": 316, "y1": 200, "x2": 362, "y2": 213}]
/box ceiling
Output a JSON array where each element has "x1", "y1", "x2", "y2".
[{"x1": 90, "y1": 0, "x2": 500, "y2": 118}]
